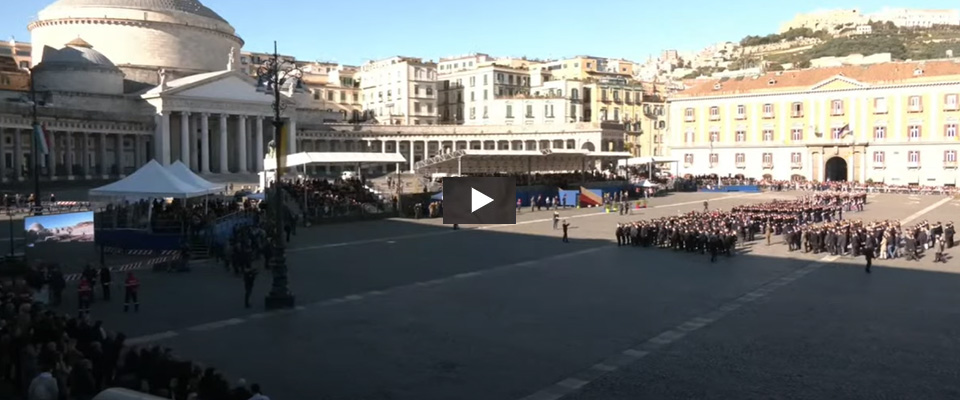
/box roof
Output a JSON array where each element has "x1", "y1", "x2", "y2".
[
  {"x1": 42, "y1": 0, "x2": 227, "y2": 23},
  {"x1": 89, "y1": 160, "x2": 217, "y2": 198},
  {"x1": 36, "y1": 39, "x2": 118, "y2": 71},
  {"x1": 674, "y1": 60, "x2": 960, "y2": 98},
  {"x1": 263, "y1": 152, "x2": 408, "y2": 170}
]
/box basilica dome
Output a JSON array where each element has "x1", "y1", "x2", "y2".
[
  {"x1": 33, "y1": 37, "x2": 124, "y2": 95},
  {"x1": 29, "y1": 0, "x2": 243, "y2": 87}
]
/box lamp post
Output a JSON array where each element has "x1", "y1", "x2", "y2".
[
  {"x1": 23, "y1": 68, "x2": 43, "y2": 216},
  {"x1": 255, "y1": 41, "x2": 302, "y2": 309}
]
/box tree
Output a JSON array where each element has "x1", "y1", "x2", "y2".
[{"x1": 767, "y1": 63, "x2": 784, "y2": 71}]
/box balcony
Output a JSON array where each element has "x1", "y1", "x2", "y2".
[
  {"x1": 762, "y1": 162, "x2": 774, "y2": 169},
  {"x1": 735, "y1": 162, "x2": 746, "y2": 169},
  {"x1": 907, "y1": 161, "x2": 921, "y2": 169},
  {"x1": 684, "y1": 116, "x2": 695, "y2": 122},
  {"x1": 791, "y1": 162, "x2": 802, "y2": 169},
  {"x1": 762, "y1": 113, "x2": 774, "y2": 119},
  {"x1": 709, "y1": 162, "x2": 718, "y2": 169},
  {"x1": 735, "y1": 114, "x2": 746, "y2": 120},
  {"x1": 873, "y1": 161, "x2": 885, "y2": 169},
  {"x1": 944, "y1": 160, "x2": 958, "y2": 168}
]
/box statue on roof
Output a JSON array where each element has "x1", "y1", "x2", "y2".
[
  {"x1": 157, "y1": 68, "x2": 168, "y2": 89},
  {"x1": 227, "y1": 47, "x2": 235, "y2": 71}
]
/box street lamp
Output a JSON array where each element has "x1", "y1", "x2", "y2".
[
  {"x1": 22, "y1": 67, "x2": 43, "y2": 215},
  {"x1": 255, "y1": 41, "x2": 303, "y2": 310}
]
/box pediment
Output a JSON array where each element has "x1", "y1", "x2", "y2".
[
  {"x1": 809, "y1": 75, "x2": 868, "y2": 91},
  {"x1": 177, "y1": 75, "x2": 272, "y2": 104}
]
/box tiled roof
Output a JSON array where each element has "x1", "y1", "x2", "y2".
[{"x1": 673, "y1": 60, "x2": 960, "y2": 98}]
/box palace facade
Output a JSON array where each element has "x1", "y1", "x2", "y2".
[{"x1": 668, "y1": 60, "x2": 960, "y2": 185}]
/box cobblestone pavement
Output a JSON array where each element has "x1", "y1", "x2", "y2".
[{"x1": 52, "y1": 191, "x2": 960, "y2": 400}]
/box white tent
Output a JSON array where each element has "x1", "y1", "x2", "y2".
[
  {"x1": 165, "y1": 161, "x2": 224, "y2": 194},
  {"x1": 640, "y1": 179, "x2": 659, "y2": 188},
  {"x1": 89, "y1": 160, "x2": 212, "y2": 199}
]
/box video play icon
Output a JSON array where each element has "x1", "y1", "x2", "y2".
[
  {"x1": 442, "y1": 177, "x2": 516, "y2": 225},
  {"x1": 471, "y1": 188, "x2": 494, "y2": 213}
]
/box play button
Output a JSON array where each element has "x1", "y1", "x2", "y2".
[
  {"x1": 471, "y1": 188, "x2": 494, "y2": 213},
  {"x1": 442, "y1": 177, "x2": 516, "y2": 225}
]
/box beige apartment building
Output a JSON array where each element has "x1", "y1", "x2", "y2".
[
  {"x1": 437, "y1": 60, "x2": 532, "y2": 124},
  {"x1": 0, "y1": 40, "x2": 32, "y2": 70},
  {"x1": 300, "y1": 62, "x2": 362, "y2": 122},
  {"x1": 357, "y1": 56, "x2": 438, "y2": 125}
]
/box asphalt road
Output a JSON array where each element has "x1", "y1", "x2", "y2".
[{"x1": 50, "y1": 191, "x2": 960, "y2": 400}]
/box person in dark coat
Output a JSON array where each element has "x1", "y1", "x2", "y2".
[{"x1": 98, "y1": 265, "x2": 112, "y2": 301}]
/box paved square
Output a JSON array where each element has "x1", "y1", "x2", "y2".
[{"x1": 66, "y1": 191, "x2": 960, "y2": 400}]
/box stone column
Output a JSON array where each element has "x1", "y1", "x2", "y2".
[
  {"x1": 189, "y1": 114, "x2": 199, "y2": 171},
  {"x1": 155, "y1": 111, "x2": 171, "y2": 165},
  {"x1": 47, "y1": 131, "x2": 56, "y2": 179},
  {"x1": 200, "y1": 113, "x2": 210, "y2": 174},
  {"x1": 180, "y1": 111, "x2": 191, "y2": 164},
  {"x1": 65, "y1": 132, "x2": 75, "y2": 179},
  {"x1": 13, "y1": 128, "x2": 23, "y2": 181},
  {"x1": 81, "y1": 132, "x2": 91, "y2": 178},
  {"x1": 287, "y1": 118, "x2": 297, "y2": 155},
  {"x1": 132, "y1": 134, "x2": 142, "y2": 168},
  {"x1": 98, "y1": 133, "x2": 107, "y2": 178},
  {"x1": 408, "y1": 140, "x2": 415, "y2": 172},
  {"x1": 219, "y1": 114, "x2": 229, "y2": 173},
  {"x1": 255, "y1": 116, "x2": 264, "y2": 172},
  {"x1": 237, "y1": 115, "x2": 248, "y2": 173},
  {"x1": 116, "y1": 135, "x2": 125, "y2": 176},
  {"x1": 0, "y1": 128, "x2": 6, "y2": 182}
]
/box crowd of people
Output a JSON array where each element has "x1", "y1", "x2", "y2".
[
  {"x1": 280, "y1": 177, "x2": 387, "y2": 221},
  {"x1": 781, "y1": 219, "x2": 954, "y2": 261},
  {"x1": 98, "y1": 197, "x2": 254, "y2": 234},
  {"x1": 0, "y1": 271, "x2": 272, "y2": 400}
]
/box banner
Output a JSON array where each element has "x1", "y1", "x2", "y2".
[{"x1": 33, "y1": 124, "x2": 50, "y2": 155}]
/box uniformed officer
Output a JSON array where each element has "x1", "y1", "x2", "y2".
[
  {"x1": 123, "y1": 272, "x2": 140, "y2": 312},
  {"x1": 243, "y1": 265, "x2": 258, "y2": 308},
  {"x1": 615, "y1": 223, "x2": 624, "y2": 246},
  {"x1": 78, "y1": 278, "x2": 93, "y2": 316},
  {"x1": 98, "y1": 264, "x2": 112, "y2": 301},
  {"x1": 562, "y1": 220, "x2": 570, "y2": 243},
  {"x1": 553, "y1": 211, "x2": 560, "y2": 230}
]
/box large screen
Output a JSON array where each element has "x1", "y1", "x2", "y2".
[{"x1": 24, "y1": 211, "x2": 95, "y2": 247}]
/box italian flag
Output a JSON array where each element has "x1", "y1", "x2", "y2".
[{"x1": 33, "y1": 124, "x2": 50, "y2": 155}]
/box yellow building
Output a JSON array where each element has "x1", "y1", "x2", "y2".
[
  {"x1": 668, "y1": 60, "x2": 960, "y2": 185},
  {"x1": 300, "y1": 62, "x2": 363, "y2": 122}
]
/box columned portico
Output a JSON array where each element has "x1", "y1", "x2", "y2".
[
  {"x1": 218, "y1": 113, "x2": 229, "y2": 173},
  {"x1": 200, "y1": 113, "x2": 211, "y2": 173},
  {"x1": 180, "y1": 111, "x2": 191, "y2": 164},
  {"x1": 255, "y1": 116, "x2": 264, "y2": 172},
  {"x1": 237, "y1": 115, "x2": 248, "y2": 173}
]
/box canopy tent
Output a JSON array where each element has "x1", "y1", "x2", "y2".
[
  {"x1": 431, "y1": 192, "x2": 443, "y2": 201},
  {"x1": 89, "y1": 160, "x2": 213, "y2": 199},
  {"x1": 263, "y1": 152, "x2": 408, "y2": 170},
  {"x1": 639, "y1": 179, "x2": 659, "y2": 188},
  {"x1": 165, "y1": 161, "x2": 224, "y2": 194},
  {"x1": 617, "y1": 156, "x2": 681, "y2": 168}
]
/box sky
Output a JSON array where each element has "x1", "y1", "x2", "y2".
[
  {"x1": 24, "y1": 211, "x2": 94, "y2": 230},
  {"x1": 2, "y1": 1, "x2": 959, "y2": 66}
]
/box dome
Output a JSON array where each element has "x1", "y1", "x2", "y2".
[
  {"x1": 40, "y1": 0, "x2": 227, "y2": 23},
  {"x1": 38, "y1": 38, "x2": 118, "y2": 70}
]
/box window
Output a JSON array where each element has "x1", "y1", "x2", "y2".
[
  {"x1": 762, "y1": 153, "x2": 773, "y2": 165},
  {"x1": 791, "y1": 102, "x2": 803, "y2": 118},
  {"x1": 708, "y1": 106, "x2": 720, "y2": 120},
  {"x1": 613, "y1": 108, "x2": 620, "y2": 121},
  {"x1": 873, "y1": 151, "x2": 885, "y2": 165},
  {"x1": 945, "y1": 94, "x2": 958, "y2": 110},
  {"x1": 908, "y1": 95, "x2": 923, "y2": 112},
  {"x1": 762, "y1": 130, "x2": 774, "y2": 141},
  {"x1": 945, "y1": 150, "x2": 957, "y2": 163},
  {"x1": 483, "y1": 75, "x2": 488, "y2": 85},
  {"x1": 497, "y1": 73, "x2": 504, "y2": 83},
  {"x1": 790, "y1": 152, "x2": 802, "y2": 165},
  {"x1": 831, "y1": 127, "x2": 845, "y2": 139},
  {"x1": 831, "y1": 100, "x2": 844, "y2": 116},
  {"x1": 709, "y1": 153, "x2": 719, "y2": 165},
  {"x1": 613, "y1": 90, "x2": 620, "y2": 101},
  {"x1": 571, "y1": 89, "x2": 579, "y2": 100},
  {"x1": 470, "y1": 91, "x2": 475, "y2": 101},
  {"x1": 946, "y1": 123, "x2": 958, "y2": 138},
  {"x1": 483, "y1": 90, "x2": 488, "y2": 100},
  {"x1": 327, "y1": 91, "x2": 335, "y2": 101},
  {"x1": 908, "y1": 125, "x2": 922, "y2": 140},
  {"x1": 684, "y1": 108, "x2": 695, "y2": 122},
  {"x1": 735, "y1": 153, "x2": 745, "y2": 165},
  {"x1": 312, "y1": 90, "x2": 320, "y2": 100},
  {"x1": 525, "y1": 104, "x2": 533, "y2": 118},
  {"x1": 709, "y1": 131, "x2": 720, "y2": 142},
  {"x1": 791, "y1": 128, "x2": 803, "y2": 141},
  {"x1": 908, "y1": 150, "x2": 921, "y2": 165},
  {"x1": 601, "y1": 108, "x2": 608, "y2": 121},
  {"x1": 874, "y1": 126, "x2": 886, "y2": 140},
  {"x1": 684, "y1": 131, "x2": 695, "y2": 143},
  {"x1": 762, "y1": 103, "x2": 774, "y2": 118},
  {"x1": 506, "y1": 105, "x2": 513, "y2": 118},
  {"x1": 469, "y1": 107, "x2": 476, "y2": 119},
  {"x1": 874, "y1": 97, "x2": 887, "y2": 114},
  {"x1": 735, "y1": 131, "x2": 746, "y2": 142},
  {"x1": 469, "y1": 77, "x2": 475, "y2": 87},
  {"x1": 483, "y1": 106, "x2": 489, "y2": 119},
  {"x1": 684, "y1": 154, "x2": 694, "y2": 165},
  {"x1": 736, "y1": 104, "x2": 746, "y2": 119},
  {"x1": 625, "y1": 92, "x2": 632, "y2": 103},
  {"x1": 544, "y1": 104, "x2": 555, "y2": 118}
]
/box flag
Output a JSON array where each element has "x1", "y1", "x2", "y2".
[
  {"x1": 276, "y1": 121, "x2": 288, "y2": 170},
  {"x1": 33, "y1": 124, "x2": 50, "y2": 155},
  {"x1": 839, "y1": 124, "x2": 851, "y2": 137}
]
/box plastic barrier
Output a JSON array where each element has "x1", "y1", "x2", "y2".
[{"x1": 699, "y1": 185, "x2": 761, "y2": 193}]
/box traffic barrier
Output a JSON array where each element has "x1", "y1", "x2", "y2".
[{"x1": 63, "y1": 255, "x2": 177, "y2": 282}]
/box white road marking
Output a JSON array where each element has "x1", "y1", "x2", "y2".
[
  {"x1": 515, "y1": 197, "x2": 952, "y2": 400},
  {"x1": 125, "y1": 331, "x2": 178, "y2": 345}
]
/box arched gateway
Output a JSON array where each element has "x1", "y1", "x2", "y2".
[{"x1": 825, "y1": 157, "x2": 848, "y2": 182}]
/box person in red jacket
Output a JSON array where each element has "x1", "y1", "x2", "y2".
[
  {"x1": 77, "y1": 278, "x2": 93, "y2": 317},
  {"x1": 123, "y1": 272, "x2": 140, "y2": 312}
]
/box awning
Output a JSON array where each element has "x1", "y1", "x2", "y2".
[{"x1": 264, "y1": 152, "x2": 408, "y2": 170}]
